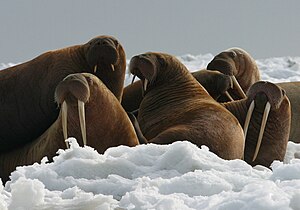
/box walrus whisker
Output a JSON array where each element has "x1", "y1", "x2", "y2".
[
  {"x1": 252, "y1": 101, "x2": 271, "y2": 162},
  {"x1": 131, "y1": 75, "x2": 136, "y2": 85},
  {"x1": 94, "y1": 65, "x2": 97, "y2": 73},
  {"x1": 243, "y1": 100, "x2": 255, "y2": 140},
  {"x1": 224, "y1": 91, "x2": 234, "y2": 101},
  {"x1": 231, "y1": 76, "x2": 247, "y2": 98},
  {"x1": 111, "y1": 64, "x2": 115, "y2": 71},
  {"x1": 78, "y1": 100, "x2": 87, "y2": 146},
  {"x1": 61, "y1": 101, "x2": 69, "y2": 149},
  {"x1": 144, "y1": 79, "x2": 149, "y2": 92}
]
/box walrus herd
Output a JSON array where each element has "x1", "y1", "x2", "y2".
[{"x1": 0, "y1": 35, "x2": 297, "y2": 182}]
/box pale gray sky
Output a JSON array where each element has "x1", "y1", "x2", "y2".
[{"x1": 1, "y1": 0, "x2": 299, "y2": 63}]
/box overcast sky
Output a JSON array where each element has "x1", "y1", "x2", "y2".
[{"x1": 1, "y1": 0, "x2": 299, "y2": 63}]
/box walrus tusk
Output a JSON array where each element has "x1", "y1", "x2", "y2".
[
  {"x1": 229, "y1": 77, "x2": 234, "y2": 89},
  {"x1": 252, "y1": 102, "x2": 271, "y2": 162},
  {"x1": 243, "y1": 100, "x2": 255, "y2": 140},
  {"x1": 144, "y1": 79, "x2": 149, "y2": 92},
  {"x1": 224, "y1": 91, "x2": 234, "y2": 101},
  {"x1": 78, "y1": 100, "x2": 87, "y2": 146},
  {"x1": 231, "y1": 76, "x2": 247, "y2": 98},
  {"x1": 61, "y1": 101, "x2": 69, "y2": 148},
  {"x1": 131, "y1": 75, "x2": 136, "y2": 85},
  {"x1": 111, "y1": 64, "x2": 115, "y2": 71},
  {"x1": 94, "y1": 65, "x2": 97, "y2": 73}
]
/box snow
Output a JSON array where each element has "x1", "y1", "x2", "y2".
[{"x1": 1, "y1": 54, "x2": 300, "y2": 210}]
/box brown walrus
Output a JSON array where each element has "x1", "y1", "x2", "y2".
[
  {"x1": 207, "y1": 47, "x2": 260, "y2": 101},
  {"x1": 129, "y1": 52, "x2": 245, "y2": 160},
  {"x1": 122, "y1": 69, "x2": 233, "y2": 112},
  {"x1": 224, "y1": 81, "x2": 291, "y2": 167},
  {"x1": 0, "y1": 35, "x2": 126, "y2": 152},
  {"x1": 0, "y1": 73, "x2": 139, "y2": 183}
]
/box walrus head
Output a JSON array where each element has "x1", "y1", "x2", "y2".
[
  {"x1": 207, "y1": 49, "x2": 241, "y2": 76},
  {"x1": 247, "y1": 81, "x2": 286, "y2": 110},
  {"x1": 207, "y1": 49, "x2": 247, "y2": 99},
  {"x1": 243, "y1": 81, "x2": 288, "y2": 162},
  {"x1": 84, "y1": 35, "x2": 120, "y2": 73},
  {"x1": 129, "y1": 52, "x2": 188, "y2": 95},
  {"x1": 54, "y1": 74, "x2": 91, "y2": 148},
  {"x1": 82, "y1": 35, "x2": 126, "y2": 101},
  {"x1": 192, "y1": 69, "x2": 234, "y2": 101}
]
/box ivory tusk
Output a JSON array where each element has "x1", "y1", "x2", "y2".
[
  {"x1": 61, "y1": 101, "x2": 69, "y2": 148},
  {"x1": 231, "y1": 76, "x2": 247, "y2": 98},
  {"x1": 111, "y1": 64, "x2": 115, "y2": 71},
  {"x1": 131, "y1": 75, "x2": 136, "y2": 85},
  {"x1": 144, "y1": 79, "x2": 149, "y2": 92},
  {"x1": 78, "y1": 100, "x2": 87, "y2": 146},
  {"x1": 243, "y1": 100, "x2": 255, "y2": 140},
  {"x1": 94, "y1": 65, "x2": 97, "y2": 73},
  {"x1": 230, "y1": 78, "x2": 234, "y2": 89},
  {"x1": 242, "y1": 100, "x2": 255, "y2": 161},
  {"x1": 252, "y1": 102, "x2": 271, "y2": 162},
  {"x1": 224, "y1": 91, "x2": 234, "y2": 101}
]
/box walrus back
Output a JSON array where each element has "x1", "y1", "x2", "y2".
[{"x1": 0, "y1": 52, "x2": 59, "y2": 152}]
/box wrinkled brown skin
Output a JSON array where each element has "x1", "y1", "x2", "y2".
[
  {"x1": 192, "y1": 69, "x2": 232, "y2": 100},
  {"x1": 207, "y1": 48, "x2": 260, "y2": 100},
  {"x1": 277, "y1": 82, "x2": 300, "y2": 143},
  {"x1": 223, "y1": 81, "x2": 291, "y2": 167},
  {"x1": 122, "y1": 69, "x2": 232, "y2": 112},
  {"x1": 129, "y1": 52, "x2": 245, "y2": 160},
  {"x1": 0, "y1": 73, "x2": 139, "y2": 183},
  {"x1": 122, "y1": 80, "x2": 144, "y2": 112},
  {"x1": 0, "y1": 35, "x2": 126, "y2": 152}
]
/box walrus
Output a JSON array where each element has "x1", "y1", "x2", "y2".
[
  {"x1": 129, "y1": 52, "x2": 245, "y2": 160},
  {"x1": 0, "y1": 35, "x2": 126, "y2": 152},
  {"x1": 0, "y1": 73, "x2": 139, "y2": 183},
  {"x1": 224, "y1": 81, "x2": 291, "y2": 167},
  {"x1": 207, "y1": 47, "x2": 260, "y2": 101},
  {"x1": 122, "y1": 69, "x2": 233, "y2": 112}
]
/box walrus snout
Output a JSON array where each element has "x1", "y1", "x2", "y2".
[
  {"x1": 129, "y1": 54, "x2": 157, "y2": 94},
  {"x1": 207, "y1": 59, "x2": 234, "y2": 76},
  {"x1": 215, "y1": 73, "x2": 233, "y2": 94},
  {"x1": 85, "y1": 36, "x2": 119, "y2": 73},
  {"x1": 55, "y1": 74, "x2": 90, "y2": 105},
  {"x1": 247, "y1": 81, "x2": 285, "y2": 110},
  {"x1": 129, "y1": 54, "x2": 156, "y2": 81},
  {"x1": 192, "y1": 70, "x2": 233, "y2": 101}
]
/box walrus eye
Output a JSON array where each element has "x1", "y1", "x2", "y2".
[
  {"x1": 157, "y1": 56, "x2": 165, "y2": 66},
  {"x1": 229, "y1": 52, "x2": 236, "y2": 58}
]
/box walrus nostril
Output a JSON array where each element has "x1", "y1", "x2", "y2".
[
  {"x1": 139, "y1": 54, "x2": 147, "y2": 58},
  {"x1": 96, "y1": 40, "x2": 109, "y2": 46}
]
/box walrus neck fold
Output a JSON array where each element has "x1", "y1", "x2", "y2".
[{"x1": 69, "y1": 47, "x2": 91, "y2": 72}]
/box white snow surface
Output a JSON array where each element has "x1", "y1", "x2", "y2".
[{"x1": 1, "y1": 54, "x2": 300, "y2": 210}]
